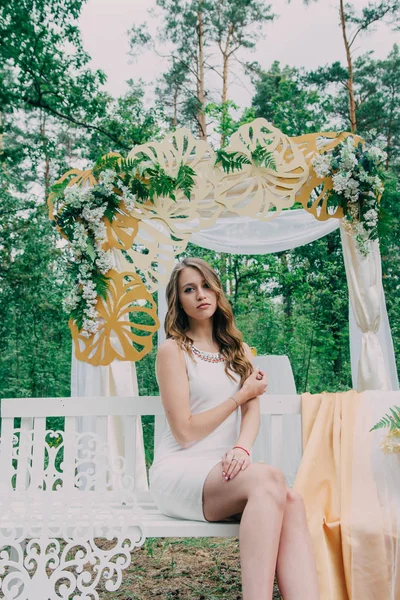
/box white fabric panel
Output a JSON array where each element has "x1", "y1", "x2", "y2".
[
  {"x1": 351, "y1": 390, "x2": 400, "y2": 597},
  {"x1": 190, "y1": 210, "x2": 340, "y2": 255},
  {"x1": 350, "y1": 297, "x2": 399, "y2": 391},
  {"x1": 71, "y1": 350, "x2": 148, "y2": 490},
  {"x1": 341, "y1": 223, "x2": 394, "y2": 391},
  {"x1": 252, "y1": 356, "x2": 301, "y2": 486}
]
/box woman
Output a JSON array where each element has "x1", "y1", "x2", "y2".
[{"x1": 149, "y1": 257, "x2": 319, "y2": 600}]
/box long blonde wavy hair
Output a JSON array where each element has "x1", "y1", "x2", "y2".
[{"x1": 164, "y1": 257, "x2": 253, "y2": 384}]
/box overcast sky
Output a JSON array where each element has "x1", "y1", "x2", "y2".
[{"x1": 79, "y1": 0, "x2": 399, "y2": 108}]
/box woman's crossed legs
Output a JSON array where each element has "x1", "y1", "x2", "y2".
[{"x1": 202, "y1": 463, "x2": 319, "y2": 600}]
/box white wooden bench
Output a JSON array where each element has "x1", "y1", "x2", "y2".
[{"x1": 0, "y1": 394, "x2": 301, "y2": 599}]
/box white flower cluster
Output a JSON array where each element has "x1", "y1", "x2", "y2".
[
  {"x1": 64, "y1": 184, "x2": 93, "y2": 208},
  {"x1": 96, "y1": 249, "x2": 115, "y2": 274},
  {"x1": 367, "y1": 146, "x2": 387, "y2": 164},
  {"x1": 71, "y1": 222, "x2": 88, "y2": 256},
  {"x1": 311, "y1": 137, "x2": 385, "y2": 256},
  {"x1": 381, "y1": 429, "x2": 400, "y2": 455},
  {"x1": 61, "y1": 169, "x2": 124, "y2": 335},
  {"x1": 119, "y1": 183, "x2": 136, "y2": 212},
  {"x1": 338, "y1": 136, "x2": 358, "y2": 171},
  {"x1": 98, "y1": 169, "x2": 117, "y2": 195},
  {"x1": 81, "y1": 279, "x2": 99, "y2": 334},
  {"x1": 364, "y1": 208, "x2": 378, "y2": 228},
  {"x1": 310, "y1": 153, "x2": 331, "y2": 179},
  {"x1": 62, "y1": 286, "x2": 80, "y2": 313}
]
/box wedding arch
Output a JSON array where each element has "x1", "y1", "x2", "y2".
[{"x1": 49, "y1": 118, "x2": 398, "y2": 399}]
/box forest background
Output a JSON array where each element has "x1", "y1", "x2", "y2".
[{"x1": 1, "y1": 0, "x2": 399, "y2": 416}]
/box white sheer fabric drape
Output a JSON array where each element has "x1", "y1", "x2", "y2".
[
  {"x1": 340, "y1": 223, "x2": 398, "y2": 391},
  {"x1": 71, "y1": 354, "x2": 148, "y2": 490},
  {"x1": 191, "y1": 210, "x2": 340, "y2": 254},
  {"x1": 351, "y1": 390, "x2": 400, "y2": 599}
]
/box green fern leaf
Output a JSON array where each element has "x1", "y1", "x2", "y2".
[
  {"x1": 251, "y1": 143, "x2": 277, "y2": 171},
  {"x1": 94, "y1": 274, "x2": 109, "y2": 300},
  {"x1": 389, "y1": 406, "x2": 400, "y2": 429},
  {"x1": 104, "y1": 195, "x2": 120, "y2": 222},
  {"x1": 370, "y1": 405, "x2": 400, "y2": 432},
  {"x1": 176, "y1": 163, "x2": 196, "y2": 199},
  {"x1": 215, "y1": 149, "x2": 251, "y2": 173},
  {"x1": 86, "y1": 239, "x2": 96, "y2": 263}
]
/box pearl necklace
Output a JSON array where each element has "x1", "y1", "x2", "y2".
[{"x1": 191, "y1": 345, "x2": 225, "y2": 364}]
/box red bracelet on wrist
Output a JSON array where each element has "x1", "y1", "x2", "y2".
[{"x1": 233, "y1": 445, "x2": 250, "y2": 456}]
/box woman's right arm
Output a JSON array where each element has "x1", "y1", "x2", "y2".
[{"x1": 157, "y1": 339, "x2": 256, "y2": 448}]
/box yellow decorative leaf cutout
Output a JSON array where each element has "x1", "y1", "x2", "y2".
[
  {"x1": 70, "y1": 270, "x2": 159, "y2": 366},
  {"x1": 121, "y1": 220, "x2": 189, "y2": 293},
  {"x1": 128, "y1": 128, "x2": 222, "y2": 235},
  {"x1": 103, "y1": 200, "x2": 140, "y2": 251},
  {"x1": 214, "y1": 119, "x2": 309, "y2": 220}
]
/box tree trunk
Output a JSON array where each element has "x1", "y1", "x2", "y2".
[
  {"x1": 197, "y1": 1, "x2": 207, "y2": 140},
  {"x1": 220, "y1": 23, "x2": 232, "y2": 147},
  {"x1": 173, "y1": 87, "x2": 178, "y2": 128},
  {"x1": 220, "y1": 54, "x2": 229, "y2": 147},
  {"x1": 40, "y1": 111, "x2": 50, "y2": 197},
  {"x1": 339, "y1": 0, "x2": 357, "y2": 133},
  {"x1": 0, "y1": 111, "x2": 6, "y2": 179},
  {"x1": 280, "y1": 253, "x2": 292, "y2": 320},
  {"x1": 386, "y1": 115, "x2": 393, "y2": 169},
  {"x1": 386, "y1": 86, "x2": 395, "y2": 169},
  {"x1": 222, "y1": 55, "x2": 229, "y2": 105},
  {"x1": 327, "y1": 233, "x2": 343, "y2": 377}
]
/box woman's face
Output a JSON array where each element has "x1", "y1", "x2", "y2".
[{"x1": 178, "y1": 266, "x2": 218, "y2": 321}]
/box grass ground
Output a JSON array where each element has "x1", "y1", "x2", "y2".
[{"x1": 96, "y1": 537, "x2": 283, "y2": 599}]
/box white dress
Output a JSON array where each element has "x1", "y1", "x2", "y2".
[{"x1": 149, "y1": 345, "x2": 241, "y2": 522}]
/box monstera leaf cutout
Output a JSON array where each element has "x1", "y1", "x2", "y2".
[
  {"x1": 70, "y1": 270, "x2": 159, "y2": 366},
  {"x1": 214, "y1": 119, "x2": 309, "y2": 220},
  {"x1": 127, "y1": 128, "x2": 222, "y2": 235}
]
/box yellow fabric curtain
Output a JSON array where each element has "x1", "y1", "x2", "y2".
[{"x1": 294, "y1": 391, "x2": 390, "y2": 600}]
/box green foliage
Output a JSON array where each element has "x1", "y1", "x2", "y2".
[
  {"x1": 215, "y1": 143, "x2": 276, "y2": 174},
  {"x1": 251, "y1": 143, "x2": 277, "y2": 170},
  {"x1": 175, "y1": 163, "x2": 197, "y2": 199},
  {"x1": 215, "y1": 149, "x2": 253, "y2": 173},
  {"x1": 0, "y1": 0, "x2": 114, "y2": 143},
  {"x1": 370, "y1": 406, "x2": 400, "y2": 432},
  {"x1": 251, "y1": 61, "x2": 328, "y2": 136},
  {"x1": 0, "y1": 205, "x2": 72, "y2": 399}
]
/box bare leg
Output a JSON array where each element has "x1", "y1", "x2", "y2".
[
  {"x1": 203, "y1": 463, "x2": 287, "y2": 600},
  {"x1": 275, "y1": 489, "x2": 320, "y2": 600}
]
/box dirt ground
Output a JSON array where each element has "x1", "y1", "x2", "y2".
[{"x1": 97, "y1": 537, "x2": 283, "y2": 600}]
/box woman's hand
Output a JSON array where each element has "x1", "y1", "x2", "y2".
[
  {"x1": 221, "y1": 447, "x2": 251, "y2": 482},
  {"x1": 241, "y1": 368, "x2": 268, "y2": 402}
]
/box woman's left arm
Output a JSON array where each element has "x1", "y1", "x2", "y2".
[
  {"x1": 222, "y1": 345, "x2": 265, "y2": 482},
  {"x1": 237, "y1": 395, "x2": 261, "y2": 453}
]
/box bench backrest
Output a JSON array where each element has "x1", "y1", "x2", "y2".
[{"x1": 0, "y1": 395, "x2": 301, "y2": 495}]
